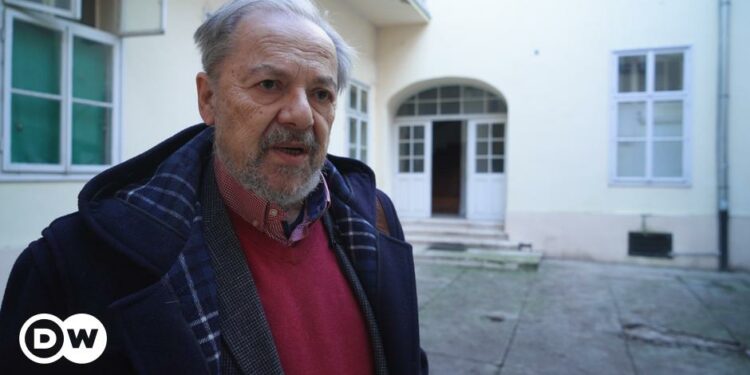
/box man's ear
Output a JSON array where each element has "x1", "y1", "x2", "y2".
[{"x1": 196, "y1": 72, "x2": 216, "y2": 125}]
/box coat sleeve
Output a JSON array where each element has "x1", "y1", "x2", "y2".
[
  {"x1": 0, "y1": 238, "x2": 73, "y2": 374},
  {"x1": 375, "y1": 189, "x2": 429, "y2": 374}
]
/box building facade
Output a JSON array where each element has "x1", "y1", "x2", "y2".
[{"x1": 0, "y1": 0, "x2": 747, "y2": 284}]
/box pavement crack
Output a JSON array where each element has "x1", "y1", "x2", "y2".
[
  {"x1": 620, "y1": 322, "x2": 745, "y2": 355},
  {"x1": 607, "y1": 279, "x2": 640, "y2": 375}
]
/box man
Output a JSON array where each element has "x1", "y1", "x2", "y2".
[{"x1": 0, "y1": 0, "x2": 427, "y2": 374}]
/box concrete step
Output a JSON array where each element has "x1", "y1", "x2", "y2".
[
  {"x1": 405, "y1": 234, "x2": 516, "y2": 249},
  {"x1": 401, "y1": 218, "x2": 510, "y2": 248},
  {"x1": 412, "y1": 244, "x2": 543, "y2": 271}
]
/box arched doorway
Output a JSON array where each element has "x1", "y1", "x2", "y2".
[{"x1": 393, "y1": 84, "x2": 508, "y2": 221}]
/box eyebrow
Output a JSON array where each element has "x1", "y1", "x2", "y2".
[{"x1": 248, "y1": 64, "x2": 337, "y2": 91}]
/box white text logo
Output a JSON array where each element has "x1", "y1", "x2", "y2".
[{"x1": 19, "y1": 313, "x2": 107, "y2": 364}]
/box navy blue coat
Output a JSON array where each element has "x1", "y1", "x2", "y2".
[{"x1": 0, "y1": 124, "x2": 427, "y2": 374}]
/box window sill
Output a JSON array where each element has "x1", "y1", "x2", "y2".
[
  {"x1": 609, "y1": 179, "x2": 691, "y2": 188},
  {"x1": 0, "y1": 172, "x2": 99, "y2": 183}
]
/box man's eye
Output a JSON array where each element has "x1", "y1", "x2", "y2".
[
  {"x1": 314, "y1": 90, "x2": 332, "y2": 102},
  {"x1": 259, "y1": 80, "x2": 278, "y2": 90}
]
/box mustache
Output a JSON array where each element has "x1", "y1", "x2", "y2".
[{"x1": 259, "y1": 125, "x2": 319, "y2": 154}]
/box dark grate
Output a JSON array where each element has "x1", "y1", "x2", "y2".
[{"x1": 628, "y1": 232, "x2": 672, "y2": 258}]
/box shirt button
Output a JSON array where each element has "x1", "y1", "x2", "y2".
[
  {"x1": 252, "y1": 220, "x2": 259, "y2": 227},
  {"x1": 269, "y1": 209, "x2": 278, "y2": 217}
]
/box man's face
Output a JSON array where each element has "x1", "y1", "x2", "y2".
[{"x1": 197, "y1": 10, "x2": 338, "y2": 208}]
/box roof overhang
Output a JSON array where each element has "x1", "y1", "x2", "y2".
[{"x1": 342, "y1": 0, "x2": 430, "y2": 27}]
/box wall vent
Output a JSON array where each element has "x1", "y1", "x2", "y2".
[{"x1": 628, "y1": 232, "x2": 672, "y2": 258}]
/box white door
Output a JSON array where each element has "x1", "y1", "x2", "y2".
[
  {"x1": 466, "y1": 120, "x2": 506, "y2": 220},
  {"x1": 393, "y1": 122, "x2": 432, "y2": 218}
]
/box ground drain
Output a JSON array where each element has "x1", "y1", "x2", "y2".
[{"x1": 621, "y1": 323, "x2": 746, "y2": 355}]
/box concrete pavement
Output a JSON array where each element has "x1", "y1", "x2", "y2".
[{"x1": 416, "y1": 258, "x2": 750, "y2": 375}]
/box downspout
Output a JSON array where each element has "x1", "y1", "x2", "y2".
[{"x1": 717, "y1": 0, "x2": 731, "y2": 271}]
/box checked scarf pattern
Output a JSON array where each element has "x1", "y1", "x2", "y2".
[{"x1": 115, "y1": 126, "x2": 381, "y2": 375}]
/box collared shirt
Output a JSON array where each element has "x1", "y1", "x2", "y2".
[{"x1": 213, "y1": 155, "x2": 331, "y2": 246}]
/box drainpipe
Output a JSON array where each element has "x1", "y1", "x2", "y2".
[{"x1": 717, "y1": 0, "x2": 731, "y2": 271}]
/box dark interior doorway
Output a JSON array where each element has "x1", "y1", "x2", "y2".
[{"x1": 432, "y1": 121, "x2": 463, "y2": 215}]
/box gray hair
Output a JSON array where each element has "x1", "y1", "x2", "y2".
[{"x1": 194, "y1": 0, "x2": 354, "y2": 93}]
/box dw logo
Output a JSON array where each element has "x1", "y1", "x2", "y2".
[{"x1": 19, "y1": 314, "x2": 107, "y2": 364}]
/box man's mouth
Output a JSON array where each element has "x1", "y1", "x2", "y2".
[{"x1": 276, "y1": 146, "x2": 306, "y2": 155}]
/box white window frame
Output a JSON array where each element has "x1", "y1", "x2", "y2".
[
  {"x1": 346, "y1": 81, "x2": 370, "y2": 163},
  {"x1": 609, "y1": 46, "x2": 691, "y2": 187},
  {"x1": 1, "y1": 8, "x2": 121, "y2": 181},
  {"x1": 5, "y1": 0, "x2": 81, "y2": 19}
]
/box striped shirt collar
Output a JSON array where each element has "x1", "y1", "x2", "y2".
[{"x1": 213, "y1": 155, "x2": 330, "y2": 246}]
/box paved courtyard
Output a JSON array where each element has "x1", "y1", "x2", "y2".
[{"x1": 416, "y1": 258, "x2": 750, "y2": 375}]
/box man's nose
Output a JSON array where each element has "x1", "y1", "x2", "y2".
[{"x1": 278, "y1": 88, "x2": 314, "y2": 130}]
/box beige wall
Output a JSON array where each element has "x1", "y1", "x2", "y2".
[
  {"x1": 729, "y1": 0, "x2": 750, "y2": 269},
  {"x1": 317, "y1": 0, "x2": 378, "y2": 158}
]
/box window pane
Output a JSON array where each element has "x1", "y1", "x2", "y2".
[
  {"x1": 24, "y1": 0, "x2": 72, "y2": 9},
  {"x1": 463, "y1": 86, "x2": 485, "y2": 99},
  {"x1": 360, "y1": 149, "x2": 367, "y2": 163},
  {"x1": 440, "y1": 101, "x2": 460, "y2": 114},
  {"x1": 397, "y1": 102, "x2": 415, "y2": 117},
  {"x1": 414, "y1": 126, "x2": 424, "y2": 140},
  {"x1": 441, "y1": 85, "x2": 460, "y2": 99},
  {"x1": 653, "y1": 141, "x2": 682, "y2": 177},
  {"x1": 361, "y1": 121, "x2": 368, "y2": 145},
  {"x1": 477, "y1": 124, "x2": 489, "y2": 138},
  {"x1": 616, "y1": 141, "x2": 646, "y2": 177},
  {"x1": 360, "y1": 89, "x2": 368, "y2": 113},
  {"x1": 418, "y1": 88, "x2": 438, "y2": 100},
  {"x1": 654, "y1": 101, "x2": 683, "y2": 137},
  {"x1": 477, "y1": 141, "x2": 488, "y2": 155},
  {"x1": 12, "y1": 19, "x2": 62, "y2": 94},
  {"x1": 617, "y1": 102, "x2": 646, "y2": 137},
  {"x1": 492, "y1": 123, "x2": 505, "y2": 138},
  {"x1": 476, "y1": 158, "x2": 488, "y2": 173},
  {"x1": 413, "y1": 158, "x2": 424, "y2": 172},
  {"x1": 349, "y1": 118, "x2": 357, "y2": 143},
  {"x1": 492, "y1": 141, "x2": 504, "y2": 156},
  {"x1": 491, "y1": 158, "x2": 504, "y2": 173},
  {"x1": 73, "y1": 104, "x2": 111, "y2": 165},
  {"x1": 399, "y1": 127, "x2": 411, "y2": 140},
  {"x1": 417, "y1": 102, "x2": 437, "y2": 115},
  {"x1": 414, "y1": 142, "x2": 424, "y2": 156},
  {"x1": 349, "y1": 147, "x2": 357, "y2": 158},
  {"x1": 464, "y1": 100, "x2": 484, "y2": 114},
  {"x1": 655, "y1": 53, "x2": 683, "y2": 91},
  {"x1": 488, "y1": 99, "x2": 506, "y2": 113},
  {"x1": 399, "y1": 159, "x2": 410, "y2": 172},
  {"x1": 618, "y1": 55, "x2": 646, "y2": 93},
  {"x1": 399, "y1": 143, "x2": 410, "y2": 156},
  {"x1": 73, "y1": 37, "x2": 112, "y2": 102},
  {"x1": 349, "y1": 86, "x2": 357, "y2": 109},
  {"x1": 11, "y1": 94, "x2": 60, "y2": 164}
]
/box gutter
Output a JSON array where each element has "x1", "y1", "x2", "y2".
[{"x1": 717, "y1": 0, "x2": 731, "y2": 271}]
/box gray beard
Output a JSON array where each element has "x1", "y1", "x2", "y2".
[{"x1": 215, "y1": 126, "x2": 324, "y2": 211}]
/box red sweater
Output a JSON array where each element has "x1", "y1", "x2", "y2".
[{"x1": 228, "y1": 210, "x2": 375, "y2": 375}]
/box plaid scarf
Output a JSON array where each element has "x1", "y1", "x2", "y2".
[{"x1": 115, "y1": 127, "x2": 380, "y2": 374}]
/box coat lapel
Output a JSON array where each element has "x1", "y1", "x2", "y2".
[
  {"x1": 201, "y1": 162, "x2": 284, "y2": 375},
  {"x1": 108, "y1": 279, "x2": 210, "y2": 375}
]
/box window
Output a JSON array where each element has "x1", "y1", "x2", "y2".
[
  {"x1": 5, "y1": 0, "x2": 81, "y2": 19},
  {"x1": 611, "y1": 48, "x2": 689, "y2": 184},
  {"x1": 475, "y1": 122, "x2": 505, "y2": 173},
  {"x1": 2, "y1": 9, "x2": 120, "y2": 178},
  {"x1": 396, "y1": 85, "x2": 506, "y2": 117},
  {"x1": 346, "y1": 83, "x2": 369, "y2": 163},
  {"x1": 397, "y1": 125, "x2": 425, "y2": 173}
]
